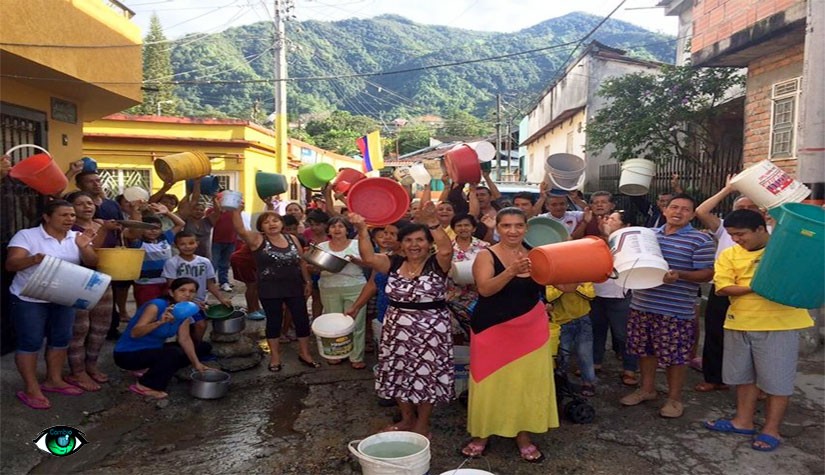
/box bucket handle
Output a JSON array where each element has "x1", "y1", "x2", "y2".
[
  {"x1": 347, "y1": 440, "x2": 410, "y2": 471},
  {"x1": 547, "y1": 170, "x2": 586, "y2": 191},
  {"x1": 4, "y1": 144, "x2": 51, "y2": 158}
]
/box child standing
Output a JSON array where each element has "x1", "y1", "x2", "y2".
[
  {"x1": 546, "y1": 282, "x2": 597, "y2": 397},
  {"x1": 129, "y1": 205, "x2": 184, "y2": 306},
  {"x1": 163, "y1": 231, "x2": 233, "y2": 344}
]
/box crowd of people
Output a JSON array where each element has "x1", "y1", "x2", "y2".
[{"x1": 2, "y1": 156, "x2": 813, "y2": 457}]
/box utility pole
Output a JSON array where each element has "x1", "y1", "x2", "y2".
[
  {"x1": 273, "y1": 0, "x2": 289, "y2": 174},
  {"x1": 495, "y1": 93, "x2": 502, "y2": 181},
  {"x1": 506, "y1": 119, "x2": 512, "y2": 181}
]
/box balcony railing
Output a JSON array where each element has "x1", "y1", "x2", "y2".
[{"x1": 103, "y1": 0, "x2": 135, "y2": 19}]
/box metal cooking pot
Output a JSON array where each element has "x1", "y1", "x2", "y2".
[
  {"x1": 211, "y1": 310, "x2": 246, "y2": 334},
  {"x1": 190, "y1": 369, "x2": 231, "y2": 400},
  {"x1": 302, "y1": 244, "x2": 351, "y2": 273}
]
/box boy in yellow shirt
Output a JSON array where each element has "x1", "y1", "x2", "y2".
[
  {"x1": 546, "y1": 282, "x2": 597, "y2": 396},
  {"x1": 704, "y1": 210, "x2": 813, "y2": 452}
]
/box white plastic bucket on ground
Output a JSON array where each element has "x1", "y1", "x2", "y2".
[
  {"x1": 311, "y1": 313, "x2": 355, "y2": 360},
  {"x1": 608, "y1": 226, "x2": 669, "y2": 290},
  {"x1": 730, "y1": 159, "x2": 811, "y2": 209},
  {"x1": 409, "y1": 163, "x2": 431, "y2": 186},
  {"x1": 545, "y1": 153, "x2": 586, "y2": 191},
  {"x1": 619, "y1": 158, "x2": 656, "y2": 196},
  {"x1": 21, "y1": 256, "x2": 112, "y2": 309},
  {"x1": 348, "y1": 431, "x2": 430, "y2": 475},
  {"x1": 453, "y1": 345, "x2": 470, "y2": 396},
  {"x1": 220, "y1": 191, "x2": 243, "y2": 210},
  {"x1": 449, "y1": 260, "x2": 475, "y2": 285},
  {"x1": 123, "y1": 186, "x2": 149, "y2": 202},
  {"x1": 466, "y1": 141, "x2": 496, "y2": 162},
  {"x1": 393, "y1": 167, "x2": 415, "y2": 186}
]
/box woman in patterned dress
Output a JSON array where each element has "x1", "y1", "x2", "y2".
[
  {"x1": 446, "y1": 214, "x2": 489, "y2": 340},
  {"x1": 350, "y1": 203, "x2": 454, "y2": 437}
]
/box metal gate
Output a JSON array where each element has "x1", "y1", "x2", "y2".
[{"x1": 1, "y1": 104, "x2": 48, "y2": 354}]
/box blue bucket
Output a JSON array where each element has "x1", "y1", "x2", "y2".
[
  {"x1": 751, "y1": 203, "x2": 825, "y2": 308},
  {"x1": 186, "y1": 176, "x2": 221, "y2": 195}
]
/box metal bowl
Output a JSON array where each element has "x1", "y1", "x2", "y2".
[
  {"x1": 190, "y1": 369, "x2": 231, "y2": 400},
  {"x1": 302, "y1": 244, "x2": 350, "y2": 273},
  {"x1": 211, "y1": 310, "x2": 246, "y2": 334}
]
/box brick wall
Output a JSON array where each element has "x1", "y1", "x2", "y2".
[
  {"x1": 692, "y1": 0, "x2": 804, "y2": 52},
  {"x1": 742, "y1": 44, "x2": 804, "y2": 173}
]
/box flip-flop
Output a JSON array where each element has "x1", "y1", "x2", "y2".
[
  {"x1": 16, "y1": 391, "x2": 50, "y2": 410},
  {"x1": 268, "y1": 363, "x2": 283, "y2": 372},
  {"x1": 704, "y1": 419, "x2": 756, "y2": 435},
  {"x1": 298, "y1": 357, "x2": 321, "y2": 368},
  {"x1": 752, "y1": 433, "x2": 782, "y2": 452},
  {"x1": 89, "y1": 372, "x2": 109, "y2": 384},
  {"x1": 621, "y1": 372, "x2": 639, "y2": 386},
  {"x1": 351, "y1": 361, "x2": 367, "y2": 370},
  {"x1": 65, "y1": 376, "x2": 101, "y2": 392},
  {"x1": 459, "y1": 439, "x2": 489, "y2": 458},
  {"x1": 128, "y1": 384, "x2": 168, "y2": 399},
  {"x1": 518, "y1": 444, "x2": 545, "y2": 463},
  {"x1": 40, "y1": 384, "x2": 84, "y2": 396}
]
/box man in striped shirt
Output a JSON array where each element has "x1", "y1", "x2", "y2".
[{"x1": 620, "y1": 194, "x2": 716, "y2": 418}]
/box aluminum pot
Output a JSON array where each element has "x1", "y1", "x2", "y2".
[
  {"x1": 302, "y1": 244, "x2": 350, "y2": 273},
  {"x1": 190, "y1": 369, "x2": 231, "y2": 400},
  {"x1": 211, "y1": 310, "x2": 246, "y2": 334}
]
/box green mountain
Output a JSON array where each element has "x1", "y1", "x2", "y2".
[{"x1": 167, "y1": 12, "x2": 675, "y2": 120}]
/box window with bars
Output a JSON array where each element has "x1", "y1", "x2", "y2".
[
  {"x1": 98, "y1": 168, "x2": 152, "y2": 199},
  {"x1": 769, "y1": 78, "x2": 801, "y2": 159}
]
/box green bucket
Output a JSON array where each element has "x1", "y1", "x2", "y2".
[
  {"x1": 298, "y1": 163, "x2": 336, "y2": 190},
  {"x1": 752, "y1": 203, "x2": 824, "y2": 309},
  {"x1": 255, "y1": 171, "x2": 288, "y2": 199}
]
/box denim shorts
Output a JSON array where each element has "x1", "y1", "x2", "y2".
[{"x1": 10, "y1": 295, "x2": 76, "y2": 352}]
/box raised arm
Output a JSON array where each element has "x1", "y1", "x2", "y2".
[
  {"x1": 350, "y1": 213, "x2": 390, "y2": 273},
  {"x1": 231, "y1": 207, "x2": 262, "y2": 249},
  {"x1": 177, "y1": 180, "x2": 201, "y2": 219},
  {"x1": 696, "y1": 174, "x2": 735, "y2": 232},
  {"x1": 482, "y1": 170, "x2": 501, "y2": 200},
  {"x1": 149, "y1": 181, "x2": 174, "y2": 204},
  {"x1": 532, "y1": 179, "x2": 549, "y2": 216},
  {"x1": 468, "y1": 183, "x2": 480, "y2": 217},
  {"x1": 416, "y1": 201, "x2": 452, "y2": 272}
]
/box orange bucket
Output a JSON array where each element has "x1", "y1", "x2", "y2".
[
  {"x1": 529, "y1": 236, "x2": 615, "y2": 285},
  {"x1": 6, "y1": 144, "x2": 68, "y2": 195},
  {"x1": 154, "y1": 151, "x2": 212, "y2": 183}
]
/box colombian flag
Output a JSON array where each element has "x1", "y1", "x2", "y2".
[{"x1": 356, "y1": 131, "x2": 384, "y2": 173}]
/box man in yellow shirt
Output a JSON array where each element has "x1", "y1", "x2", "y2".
[{"x1": 705, "y1": 210, "x2": 813, "y2": 452}]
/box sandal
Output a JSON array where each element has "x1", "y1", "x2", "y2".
[
  {"x1": 65, "y1": 375, "x2": 101, "y2": 392},
  {"x1": 268, "y1": 363, "x2": 283, "y2": 372},
  {"x1": 351, "y1": 361, "x2": 367, "y2": 370},
  {"x1": 298, "y1": 356, "x2": 321, "y2": 368},
  {"x1": 752, "y1": 433, "x2": 781, "y2": 452},
  {"x1": 518, "y1": 443, "x2": 545, "y2": 463},
  {"x1": 621, "y1": 372, "x2": 639, "y2": 386},
  {"x1": 16, "y1": 391, "x2": 50, "y2": 410},
  {"x1": 703, "y1": 419, "x2": 756, "y2": 435},
  {"x1": 460, "y1": 439, "x2": 489, "y2": 458},
  {"x1": 89, "y1": 372, "x2": 109, "y2": 384},
  {"x1": 580, "y1": 384, "x2": 596, "y2": 398}
]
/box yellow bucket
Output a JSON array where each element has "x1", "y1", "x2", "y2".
[
  {"x1": 96, "y1": 248, "x2": 145, "y2": 281},
  {"x1": 549, "y1": 322, "x2": 561, "y2": 357},
  {"x1": 154, "y1": 151, "x2": 212, "y2": 183}
]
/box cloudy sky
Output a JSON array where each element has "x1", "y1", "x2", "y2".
[{"x1": 127, "y1": 0, "x2": 678, "y2": 38}]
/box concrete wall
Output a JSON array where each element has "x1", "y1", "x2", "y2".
[
  {"x1": 691, "y1": 0, "x2": 804, "y2": 53},
  {"x1": 742, "y1": 44, "x2": 804, "y2": 173},
  {"x1": 524, "y1": 109, "x2": 587, "y2": 183}
]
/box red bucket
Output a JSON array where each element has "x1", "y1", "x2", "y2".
[
  {"x1": 332, "y1": 168, "x2": 366, "y2": 194},
  {"x1": 347, "y1": 177, "x2": 409, "y2": 225},
  {"x1": 6, "y1": 145, "x2": 68, "y2": 195},
  {"x1": 444, "y1": 145, "x2": 481, "y2": 184}
]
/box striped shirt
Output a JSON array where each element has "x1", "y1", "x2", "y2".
[
  {"x1": 131, "y1": 230, "x2": 175, "y2": 284},
  {"x1": 630, "y1": 224, "x2": 715, "y2": 319}
]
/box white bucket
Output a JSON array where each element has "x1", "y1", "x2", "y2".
[
  {"x1": 20, "y1": 256, "x2": 112, "y2": 309},
  {"x1": 466, "y1": 141, "x2": 496, "y2": 162},
  {"x1": 422, "y1": 159, "x2": 444, "y2": 180},
  {"x1": 393, "y1": 167, "x2": 415, "y2": 186},
  {"x1": 123, "y1": 186, "x2": 149, "y2": 203},
  {"x1": 311, "y1": 312, "x2": 355, "y2": 360},
  {"x1": 619, "y1": 158, "x2": 656, "y2": 196},
  {"x1": 607, "y1": 227, "x2": 669, "y2": 290},
  {"x1": 449, "y1": 260, "x2": 475, "y2": 285},
  {"x1": 348, "y1": 431, "x2": 430, "y2": 475},
  {"x1": 453, "y1": 345, "x2": 470, "y2": 396},
  {"x1": 545, "y1": 153, "x2": 586, "y2": 191},
  {"x1": 409, "y1": 163, "x2": 431, "y2": 186},
  {"x1": 439, "y1": 470, "x2": 495, "y2": 475},
  {"x1": 220, "y1": 191, "x2": 243, "y2": 210},
  {"x1": 730, "y1": 159, "x2": 811, "y2": 209}
]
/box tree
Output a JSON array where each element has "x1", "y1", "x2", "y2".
[
  {"x1": 439, "y1": 110, "x2": 494, "y2": 138},
  {"x1": 394, "y1": 122, "x2": 433, "y2": 156},
  {"x1": 303, "y1": 111, "x2": 378, "y2": 155},
  {"x1": 586, "y1": 64, "x2": 745, "y2": 165},
  {"x1": 129, "y1": 14, "x2": 178, "y2": 116}
]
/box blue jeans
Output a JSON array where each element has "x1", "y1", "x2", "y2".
[
  {"x1": 559, "y1": 315, "x2": 597, "y2": 384},
  {"x1": 211, "y1": 242, "x2": 236, "y2": 285},
  {"x1": 590, "y1": 296, "x2": 638, "y2": 371},
  {"x1": 10, "y1": 295, "x2": 76, "y2": 352}
]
